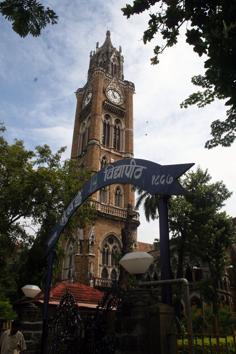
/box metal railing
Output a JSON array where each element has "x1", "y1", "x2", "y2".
[{"x1": 177, "y1": 333, "x2": 236, "y2": 353}]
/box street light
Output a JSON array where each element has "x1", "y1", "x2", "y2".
[{"x1": 119, "y1": 251, "x2": 154, "y2": 276}]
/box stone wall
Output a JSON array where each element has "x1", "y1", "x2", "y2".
[{"x1": 15, "y1": 301, "x2": 42, "y2": 354}]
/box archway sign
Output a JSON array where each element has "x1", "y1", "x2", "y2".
[
  {"x1": 47, "y1": 158, "x2": 194, "y2": 254},
  {"x1": 41, "y1": 158, "x2": 194, "y2": 354}
]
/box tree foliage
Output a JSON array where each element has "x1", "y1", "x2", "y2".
[
  {"x1": 169, "y1": 168, "x2": 233, "y2": 277},
  {"x1": 0, "y1": 126, "x2": 95, "y2": 302},
  {"x1": 0, "y1": 0, "x2": 57, "y2": 37},
  {"x1": 122, "y1": 0, "x2": 236, "y2": 148}
]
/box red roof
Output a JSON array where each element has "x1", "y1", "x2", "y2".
[
  {"x1": 136, "y1": 241, "x2": 154, "y2": 253},
  {"x1": 36, "y1": 281, "x2": 104, "y2": 309}
]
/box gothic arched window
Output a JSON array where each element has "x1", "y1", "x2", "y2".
[
  {"x1": 114, "y1": 186, "x2": 122, "y2": 207},
  {"x1": 100, "y1": 235, "x2": 121, "y2": 280},
  {"x1": 102, "y1": 115, "x2": 111, "y2": 147},
  {"x1": 100, "y1": 187, "x2": 107, "y2": 204},
  {"x1": 101, "y1": 267, "x2": 109, "y2": 279},
  {"x1": 113, "y1": 119, "x2": 122, "y2": 151}
]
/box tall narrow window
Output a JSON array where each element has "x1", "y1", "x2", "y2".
[
  {"x1": 115, "y1": 186, "x2": 122, "y2": 207},
  {"x1": 81, "y1": 130, "x2": 87, "y2": 152},
  {"x1": 63, "y1": 242, "x2": 74, "y2": 280},
  {"x1": 102, "y1": 115, "x2": 111, "y2": 147},
  {"x1": 100, "y1": 187, "x2": 107, "y2": 204},
  {"x1": 78, "y1": 118, "x2": 90, "y2": 155},
  {"x1": 111, "y1": 246, "x2": 118, "y2": 266},
  {"x1": 113, "y1": 119, "x2": 121, "y2": 151},
  {"x1": 101, "y1": 156, "x2": 108, "y2": 169},
  {"x1": 102, "y1": 244, "x2": 109, "y2": 265}
]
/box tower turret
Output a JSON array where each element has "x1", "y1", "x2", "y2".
[{"x1": 88, "y1": 30, "x2": 124, "y2": 80}]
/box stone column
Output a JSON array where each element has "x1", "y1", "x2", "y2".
[{"x1": 115, "y1": 288, "x2": 177, "y2": 354}]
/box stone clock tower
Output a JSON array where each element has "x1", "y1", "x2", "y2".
[{"x1": 62, "y1": 31, "x2": 139, "y2": 286}]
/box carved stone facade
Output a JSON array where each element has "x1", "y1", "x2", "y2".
[{"x1": 63, "y1": 31, "x2": 139, "y2": 286}]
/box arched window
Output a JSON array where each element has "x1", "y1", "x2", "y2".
[
  {"x1": 100, "y1": 187, "x2": 107, "y2": 204},
  {"x1": 101, "y1": 267, "x2": 109, "y2": 279},
  {"x1": 115, "y1": 186, "x2": 122, "y2": 207},
  {"x1": 100, "y1": 235, "x2": 121, "y2": 280},
  {"x1": 102, "y1": 115, "x2": 111, "y2": 147},
  {"x1": 101, "y1": 156, "x2": 108, "y2": 169},
  {"x1": 113, "y1": 119, "x2": 122, "y2": 151}
]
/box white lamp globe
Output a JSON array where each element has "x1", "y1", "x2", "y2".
[
  {"x1": 119, "y1": 252, "x2": 154, "y2": 275},
  {"x1": 21, "y1": 285, "x2": 41, "y2": 298}
]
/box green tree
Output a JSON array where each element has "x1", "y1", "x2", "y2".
[
  {"x1": 122, "y1": 0, "x2": 236, "y2": 148},
  {"x1": 0, "y1": 126, "x2": 95, "y2": 302},
  {"x1": 0, "y1": 298, "x2": 16, "y2": 320},
  {"x1": 0, "y1": 0, "x2": 57, "y2": 37},
  {"x1": 169, "y1": 168, "x2": 233, "y2": 278},
  {"x1": 136, "y1": 168, "x2": 235, "y2": 321}
]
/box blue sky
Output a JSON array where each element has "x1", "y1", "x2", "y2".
[{"x1": 1, "y1": 0, "x2": 236, "y2": 243}]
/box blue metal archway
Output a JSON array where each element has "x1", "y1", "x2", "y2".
[
  {"x1": 41, "y1": 158, "x2": 194, "y2": 354},
  {"x1": 46, "y1": 158, "x2": 193, "y2": 254}
]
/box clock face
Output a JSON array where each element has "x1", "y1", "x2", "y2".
[
  {"x1": 106, "y1": 89, "x2": 122, "y2": 105},
  {"x1": 83, "y1": 92, "x2": 92, "y2": 106}
]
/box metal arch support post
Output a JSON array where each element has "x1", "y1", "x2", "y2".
[
  {"x1": 158, "y1": 195, "x2": 172, "y2": 305},
  {"x1": 40, "y1": 250, "x2": 55, "y2": 354},
  {"x1": 138, "y1": 278, "x2": 194, "y2": 354}
]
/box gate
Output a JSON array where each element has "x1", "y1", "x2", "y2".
[
  {"x1": 47, "y1": 291, "x2": 84, "y2": 354},
  {"x1": 84, "y1": 287, "x2": 122, "y2": 354}
]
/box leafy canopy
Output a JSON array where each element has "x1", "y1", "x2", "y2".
[
  {"x1": 122, "y1": 0, "x2": 236, "y2": 148},
  {"x1": 0, "y1": 0, "x2": 57, "y2": 37},
  {"x1": 0, "y1": 125, "x2": 95, "y2": 300}
]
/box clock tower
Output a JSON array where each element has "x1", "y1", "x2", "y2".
[{"x1": 63, "y1": 31, "x2": 139, "y2": 286}]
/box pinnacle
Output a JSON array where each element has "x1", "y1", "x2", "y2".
[{"x1": 101, "y1": 30, "x2": 113, "y2": 49}]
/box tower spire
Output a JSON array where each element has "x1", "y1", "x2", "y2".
[{"x1": 88, "y1": 31, "x2": 124, "y2": 80}]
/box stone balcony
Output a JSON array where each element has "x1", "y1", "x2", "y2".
[
  {"x1": 89, "y1": 200, "x2": 139, "y2": 222},
  {"x1": 93, "y1": 277, "x2": 114, "y2": 289}
]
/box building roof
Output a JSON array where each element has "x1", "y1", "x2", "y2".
[
  {"x1": 36, "y1": 281, "x2": 104, "y2": 309},
  {"x1": 136, "y1": 241, "x2": 154, "y2": 253}
]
